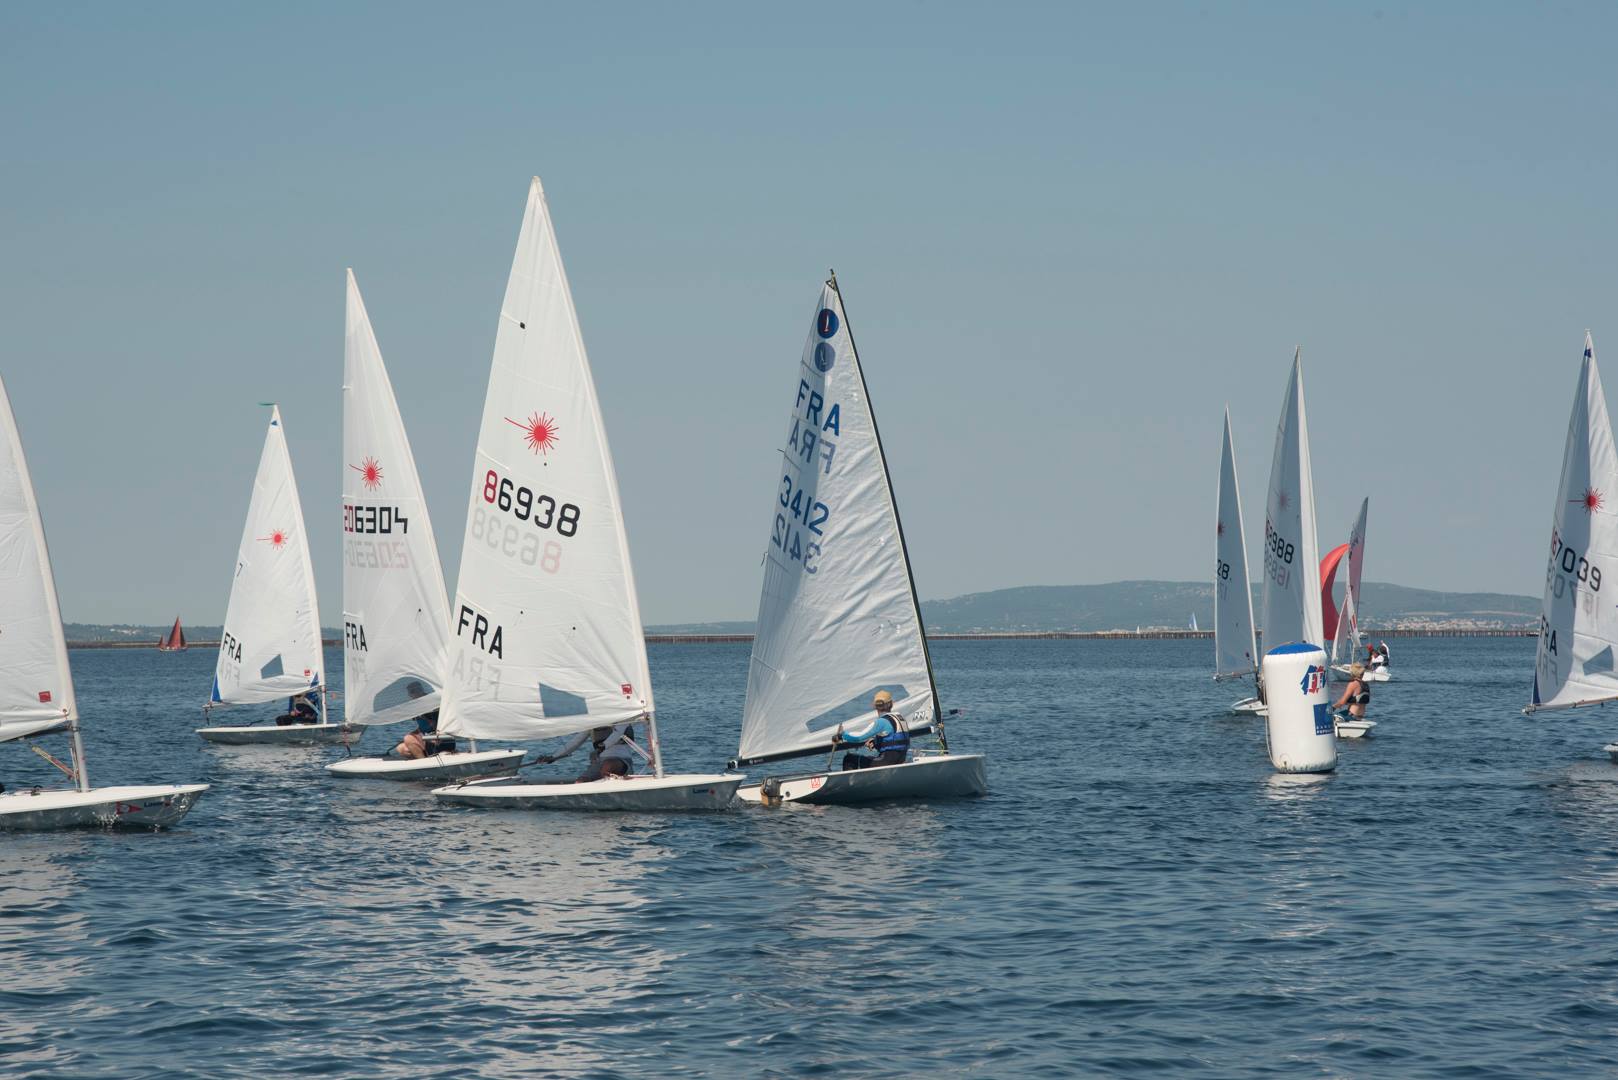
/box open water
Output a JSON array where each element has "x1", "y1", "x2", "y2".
[{"x1": 4, "y1": 636, "x2": 1618, "y2": 1077}]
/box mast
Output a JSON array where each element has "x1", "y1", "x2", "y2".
[
  {"x1": 68, "y1": 716, "x2": 89, "y2": 791},
  {"x1": 829, "y1": 271, "x2": 944, "y2": 741}
]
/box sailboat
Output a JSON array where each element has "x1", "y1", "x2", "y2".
[
  {"x1": 157, "y1": 617, "x2": 187, "y2": 652},
  {"x1": 1215, "y1": 407, "x2": 1264, "y2": 715},
  {"x1": 0, "y1": 373, "x2": 207, "y2": 828},
  {"x1": 327, "y1": 271, "x2": 525, "y2": 781},
  {"x1": 1327, "y1": 498, "x2": 1387, "y2": 683},
  {"x1": 1521, "y1": 334, "x2": 1618, "y2": 760},
  {"x1": 432, "y1": 178, "x2": 740, "y2": 811},
  {"x1": 1260, "y1": 349, "x2": 1367, "y2": 738},
  {"x1": 197, "y1": 406, "x2": 349, "y2": 745},
  {"x1": 726, "y1": 274, "x2": 988, "y2": 805}
]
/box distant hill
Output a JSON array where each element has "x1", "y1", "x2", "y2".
[
  {"x1": 918, "y1": 581, "x2": 1538, "y2": 633},
  {"x1": 648, "y1": 581, "x2": 1541, "y2": 636}
]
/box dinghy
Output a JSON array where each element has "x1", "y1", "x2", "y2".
[
  {"x1": 0, "y1": 373, "x2": 207, "y2": 829},
  {"x1": 431, "y1": 178, "x2": 739, "y2": 811},
  {"x1": 1335, "y1": 716, "x2": 1376, "y2": 739},
  {"x1": 1215, "y1": 408, "x2": 1265, "y2": 715},
  {"x1": 726, "y1": 274, "x2": 987, "y2": 806},
  {"x1": 326, "y1": 271, "x2": 522, "y2": 782},
  {"x1": 1520, "y1": 335, "x2": 1618, "y2": 762},
  {"x1": 1327, "y1": 499, "x2": 1389, "y2": 683},
  {"x1": 157, "y1": 617, "x2": 187, "y2": 652},
  {"x1": 198, "y1": 406, "x2": 350, "y2": 746}
]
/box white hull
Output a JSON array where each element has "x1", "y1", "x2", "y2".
[
  {"x1": 737, "y1": 753, "x2": 988, "y2": 806},
  {"x1": 197, "y1": 723, "x2": 358, "y2": 746},
  {"x1": 1229, "y1": 697, "x2": 1267, "y2": 716},
  {"x1": 327, "y1": 748, "x2": 525, "y2": 782},
  {"x1": 1335, "y1": 718, "x2": 1376, "y2": 739},
  {"x1": 1605, "y1": 743, "x2": 1618, "y2": 764},
  {"x1": 0, "y1": 783, "x2": 208, "y2": 830},
  {"x1": 433, "y1": 772, "x2": 742, "y2": 811}
]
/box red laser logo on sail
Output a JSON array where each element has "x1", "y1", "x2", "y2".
[
  {"x1": 1277, "y1": 490, "x2": 1291, "y2": 511},
  {"x1": 1574, "y1": 487, "x2": 1604, "y2": 514},
  {"x1": 260, "y1": 529, "x2": 288, "y2": 549},
  {"x1": 507, "y1": 412, "x2": 559, "y2": 455},
  {"x1": 351, "y1": 456, "x2": 384, "y2": 491},
  {"x1": 1216, "y1": 520, "x2": 1225, "y2": 537}
]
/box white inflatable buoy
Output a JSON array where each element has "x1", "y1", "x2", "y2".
[{"x1": 1262, "y1": 641, "x2": 1336, "y2": 773}]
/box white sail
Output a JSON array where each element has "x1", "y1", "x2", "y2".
[
  {"x1": 341, "y1": 270, "x2": 452, "y2": 727},
  {"x1": 1214, "y1": 408, "x2": 1258, "y2": 679},
  {"x1": 211, "y1": 407, "x2": 325, "y2": 705},
  {"x1": 0, "y1": 374, "x2": 77, "y2": 743},
  {"x1": 737, "y1": 278, "x2": 936, "y2": 763},
  {"x1": 437, "y1": 177, "x2": 653, "y2": 745},
  {"x1": 1530, "y1": 333, "x2": 1618, "y2": 712},
  {"x1": 1346, "y1": 497, "x2": 1369, "y2": 614},
  {"x1": 1259, "y1": 349, "x2": 1323, "y2": 652},
  {"x1": 1330, "y1": 587, "x2": 1357, "y2": 667}
]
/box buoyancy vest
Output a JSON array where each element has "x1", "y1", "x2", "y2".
[{"x1": 874, "y1": 714, "x2": 910, "y2": 756}]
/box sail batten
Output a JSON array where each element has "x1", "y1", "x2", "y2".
[
  {"x1": 1530, "y1": 333, "x2": 1618, "y2": 713},
  {"x1": 0, "y1": 373, "x2": 77, "y2": 743},
  {"x1": 212, "y1": 406, "x2": 325, "y2": 705},
  {"x1": 438, "y1": 177, "x2": 653, "y2": 745},
  {"x1": 1214, "y1": 408, "x2": 1258, "y2": 679},
  {"x1": 737, "y1": 278, "x2": 935, "y2": 762}
]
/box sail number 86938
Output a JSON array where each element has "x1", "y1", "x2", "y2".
[{"x1": 482, "y1": 470, "x2": 580, "y2": 537}]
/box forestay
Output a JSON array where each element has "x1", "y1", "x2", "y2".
[
  {"x1": 437, "y1": 177, "x2": 653, "y2": 744},
  {"x1": 212, "y1": 407, "x2": 325, "y2": 705},
  {"x1": 1530, "y1": 333, "x2": 1618, "y2": 712},
  {"x1": 1214, "y1": 408, "x2": 1258, "y2": 679},
  {"x1": 738, "y1": 278, "x2": 937, "y2": 763},
  {"x1": 1259, "y1": 349, "x2": 1323, "y2": 652},
  {"x1": 342, "y1": 270, "x2": 452, "y2": 727},
  {"x1": 0, "y1": 373, "x2": 77, "y2": 743}
]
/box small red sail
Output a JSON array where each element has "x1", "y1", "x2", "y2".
[{"x1": 158, "y1": 617, "x2": 187, "y2": 652}]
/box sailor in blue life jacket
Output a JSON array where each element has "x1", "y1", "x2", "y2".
[
  {"x1": 391, "y1": 680, "x2": 455, "y2": 757},
  {"x1": 833, "y1": 691, "x2": 911, "y2": 771},
  {"x1": 538, "y1": 723, "x2": 638, "y2": 782}
]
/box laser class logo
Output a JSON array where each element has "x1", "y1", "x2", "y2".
[
  {"x1": 1276, "y1": 490, "x2": 1291, "y2": 511},
  {"x1": 506, "y1": 411, "x2": 559, "y2": 455},
  {"x1": 259, "y1": 529, "x2": 288, "y2": 549},
  {"x1": 1216, "y1": 519, "x2": 1225, "y2": 537},
  {"x1": 1298, "y1": 664, "x2": 1325, "y2": 695},
  {"x1": 817, "y1": 308, "x2": 839, "y2": 339},
  {"x1": 350, "y1": 456, "x2": 384, "y2": 491},
  {"x1": 1574, "y1": 486, "x2": 1604, "y2": 514}
]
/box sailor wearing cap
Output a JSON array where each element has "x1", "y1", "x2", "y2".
[{"x1": 831, "y1": 691, "x2": 911, "y2": 771}]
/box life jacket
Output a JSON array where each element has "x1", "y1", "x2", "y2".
[{"x1": 874, "y1": 714, "x2": 910, "y2": 756}]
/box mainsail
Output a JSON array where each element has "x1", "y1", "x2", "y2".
[
  {"x1": 437, "y1": 178, "x2": 655, "y2": 754},
  {"x1": 1259, "y1": 349, "x2": 1323, "y2": 651},
  {"x1": 1529, "y1": 332, "x2": 1618, "y2": 712},
  {"x1": 1345, "y1": 497, "x2": 1369, "y2": 619},
  {"x1": 0, "y1": 373, "x2": 77, "y2": 743},
  {"x1": 211, "y1": 407, "x2": 325, "y2": 705},
  {"x1": 1214, "y1": 408, "x2": 1258, "y2": 679},
  {"x1": 737, "y1": 277, "x2": 937, "y2": 764},
  {"x1": 342, "y1": 270, "x2": 452, "y2": 728}
]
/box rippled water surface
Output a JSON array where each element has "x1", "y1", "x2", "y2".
[{"x1": 6, "y1": 637, "x2": 1618, "y2": 1077}]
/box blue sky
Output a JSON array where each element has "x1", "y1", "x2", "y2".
[{"x1": 2, "y1": 2, "x2": 1614, "y2": 625}]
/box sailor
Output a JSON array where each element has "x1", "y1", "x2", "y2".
[
  {"x1": 1333, "y1": 663, "x2": 1371, "y2": 720},
  {"x1": 401, "y1": 680, "x2": 456, "y2": 754},
  {"x1": 833, "y1": 691, "x2": 911, "y2": 771},
  {"x1": 274, "y1": 694, "x2": 320, "y2": 726},
  {"x1": 540, "y1": 723, "x2": 638, "y2": 782}
]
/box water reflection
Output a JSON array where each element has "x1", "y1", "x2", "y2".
[{"x1": 0, "y1": 842, "x2": 89, "y2": 1072}]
